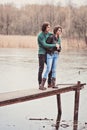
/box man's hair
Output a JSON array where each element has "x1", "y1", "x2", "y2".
[
  {"x1": 53, "y1": 25, "x2": 62, "y2": 34},
  {"x1": 41, "y1": 22, "x2": 50, "y2": 32}
]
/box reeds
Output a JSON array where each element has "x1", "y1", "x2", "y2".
[{"x1": 0, "y1": 35, "x2": 86, "y2": 49}]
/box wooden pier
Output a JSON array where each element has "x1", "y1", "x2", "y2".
[{"x1": 0, "y1": 81, "x2": 86, "y2": 130}]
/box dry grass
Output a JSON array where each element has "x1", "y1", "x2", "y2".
[
  {"x1": 0, "y1": 35, "x2": 86, "y2": 49},
  {"x1": 62, "y1": 38, "x2": 87, "y2": 50},
  {"x1": 0, "y1": 35, "x2": 37, "y2": 49}
]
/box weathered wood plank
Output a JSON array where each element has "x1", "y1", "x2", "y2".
[{"x1": 0, "y1": 83, "x2": 85, "y2": 107}]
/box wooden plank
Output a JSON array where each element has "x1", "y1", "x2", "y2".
[{"x1": 0, "y1": 83, "x2": 85, "y2": 107}]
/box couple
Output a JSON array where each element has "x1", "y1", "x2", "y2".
[{"x1": 37, "y1": 22, "x2": 62, "y2": 90}]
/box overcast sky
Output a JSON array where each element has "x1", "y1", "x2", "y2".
[{"x1": 0, "y1": 0, "x2": 87, "y2": 7}]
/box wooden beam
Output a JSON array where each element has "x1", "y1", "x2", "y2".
[{"x1": 0, "y1": 83, "x2": 85, "y2": 107}]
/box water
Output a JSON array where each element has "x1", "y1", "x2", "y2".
[{"x1": 0, "y1": 48, "x2": 87, "y2": 130}]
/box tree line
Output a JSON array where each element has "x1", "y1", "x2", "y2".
[{"x1": 0, "y1": 4, "x2": 87, "y2": 40}]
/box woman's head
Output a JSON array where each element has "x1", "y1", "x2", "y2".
[
  {"x1": 53, "y1": 25, "x2": 62, "y2": 36},
  {"x1": 41, "y1": 22, "x2": 50, "y2": 33}
]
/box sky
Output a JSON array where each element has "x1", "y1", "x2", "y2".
[{"x1": 0, "y1": 0, "x2": 87, "y2": 7}]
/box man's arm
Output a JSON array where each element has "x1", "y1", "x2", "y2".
[{"x1": 38, "y1": 35, "x2": 56, "y2": 49}]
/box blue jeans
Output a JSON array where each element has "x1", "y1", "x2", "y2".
[{"x1": 43, "y1": 52, "x2": 59, "y2": 79}]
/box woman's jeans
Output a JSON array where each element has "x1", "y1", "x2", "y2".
[{"x1": 43, "y1": 52, "x2": 59, "y2": 79}]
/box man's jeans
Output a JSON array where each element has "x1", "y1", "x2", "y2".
[{"x1": 43, "y1": 53, "x2": 59, "y2": 79}]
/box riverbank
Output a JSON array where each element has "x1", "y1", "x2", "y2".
[{"x1": 0, "y1": 35, "x2": 86, "y2": 49}]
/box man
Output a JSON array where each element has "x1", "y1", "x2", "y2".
[{"x1": 37, "y1": 22, "x2": 59, "y2": 90}]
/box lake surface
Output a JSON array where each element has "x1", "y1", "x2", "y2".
[{"x1": 0, "y1": 48, "x2": 87, "y2": 130}]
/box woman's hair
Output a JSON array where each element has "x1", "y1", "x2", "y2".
[
  {"x1": 53, "y1": 25, "x2": 62, "y2": 34},
  {"x1": 41, "y1": 22, "x2": 50, "y2": 32}
]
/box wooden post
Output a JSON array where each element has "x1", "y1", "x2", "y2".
[
  {"x1": 56, "y1": 94, "x2": 62, "y2": 129},
  {"x1": 73, "y1": 81, "x2": 80, "y2": 130}
]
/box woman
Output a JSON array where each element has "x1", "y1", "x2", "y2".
[
  {"x1": 40, "y1": 25, "x2": 62, "y2": 89},
  {"x1": 37, "y1": 22, "x2": 59, "y2": 90}
]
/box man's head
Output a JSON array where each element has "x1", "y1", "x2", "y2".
[{"x1": 41, "y1": 22, "x2": 50, "y2": 33}]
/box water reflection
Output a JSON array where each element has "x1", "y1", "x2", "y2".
[
  {"x1": 56, "y1": 112, "x2": 61, "y2": 130},
  {"x1": 55, "y1": 113, "x2": 78, "y2": 130}
]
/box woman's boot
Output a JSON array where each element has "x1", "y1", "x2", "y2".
[
  {"x1": 39, "y1": 78, "x2": 46, "y2": 90},
  {"x1": 51, "y1": 78, "x2": 58, "y2": 88},
  {"x1": 48, "y1": 84, "x2": 52, "y2": 88}
]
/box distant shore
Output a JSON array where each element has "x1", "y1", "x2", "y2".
[{"x1": 0, "y1": 35, "x2": 86, "y2": 49}]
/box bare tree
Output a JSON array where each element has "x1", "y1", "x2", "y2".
[{"x1": 0, "y1": 3, "x2": 87, "y2": 43}]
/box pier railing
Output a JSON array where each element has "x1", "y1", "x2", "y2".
[{"x1": 0, "y1": 81, "x2": 86, "y2": 130}]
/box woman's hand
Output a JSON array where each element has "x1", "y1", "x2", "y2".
[{"x1": 56, "y1": 44, "x2": 60, "y2": 49}]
